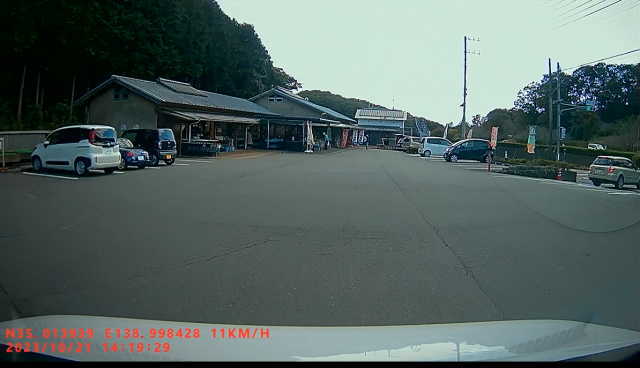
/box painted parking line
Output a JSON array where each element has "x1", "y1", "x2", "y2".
[
  {"x1": 146, "y1": 166, "x2": 162, "y2": 169},
  {"x1": 114, "y1": 171, "x2": 126, "y2": 174},
  {"x1": 176, "y1": 159, "x2": 214, "y2": 163},
  {"x1": 608, "y1": 192, "x2": 638, "y2": 196},
  {"x1": 174, "y1": 163, "x2": 190, "y2": 166},
  {"x1": 22, "y1": 172, "x2": 78, "y2": 180}
]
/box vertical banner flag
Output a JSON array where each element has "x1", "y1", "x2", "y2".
[
  {"x1": 527, "y1": 126, "x2": 536, "y2": 154},
  {"x1": 443, "y1": 123, "x2": 449, "y2": 139},
  {"x1": 466, "y1": 128, "x2": 473, "y2": 139},
  {"x1": 490, "y1": 127, "x2": 498, "y2": 149}
]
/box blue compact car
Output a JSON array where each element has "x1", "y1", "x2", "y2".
[{"x1": 117, "y1": 137, "x2": 149, "y2": 170}]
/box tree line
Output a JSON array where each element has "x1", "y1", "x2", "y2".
[
  {"x1": 472, "y1": 62, "x2": 640, "y2": 151},
  {"x1": 1, "y1": 0, "x2": 300, "y2": 131}
]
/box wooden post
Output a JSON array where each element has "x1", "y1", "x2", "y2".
[
  {"x1": 69, "y1": 75, "x2": 76, "y2": 122},
  {"x1": 17, "y1": 65, "x2": 26, "y2": 127},
  {"x1": 35, "y1": 70, "x2": 40, "y2": 107}
]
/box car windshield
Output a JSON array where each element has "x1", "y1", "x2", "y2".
[
  {"x1": 117, "y1": 138, "x2": 133, "y2": 148},
  {"x1": 4, "y1": 0, "x2": 640, "y2": 363},
  {"x1": 159, "y1": 129, "x2": 175, "y2": 141},
  {"x1": 593, "y1": 157, "x2": 612, "y2": 165},
  {"x1": 91, "y1": 128, "x2": 117, "y2": 146}
]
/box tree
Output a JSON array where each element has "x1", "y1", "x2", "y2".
[{"x1": 0, "y1": 0, "x2": 301, "y2": 129}]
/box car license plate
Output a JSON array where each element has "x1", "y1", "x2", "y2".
[
  {"x1": 165, "y1": 155, "x2": 172, "y2": 159},
  {"x1": 138, "y1": 156, "x2": 144, "y2": 161}
]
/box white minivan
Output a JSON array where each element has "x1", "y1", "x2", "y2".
[
  {"x1": 31, "y1": 125, "x2": 121, "y2": 176},
  {"x1": 419, "y1": 137, "x2": 452, "y2": 157}
]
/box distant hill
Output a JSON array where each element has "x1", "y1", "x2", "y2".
[
  {"x1": 297, "y1": 90, "x2": 386, "y2": 120},
  {"x1": 298, "y1": 90, "x2": 444, "y2": 134}
]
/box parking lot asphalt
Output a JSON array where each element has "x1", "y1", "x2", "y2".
[{"x1": 1, "y1": 149, "x2": 639, "y2": 331}]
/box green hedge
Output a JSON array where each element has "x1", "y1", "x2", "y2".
[
  {"x1": 633, "y1": 154, "x2": 640, "y2": 167},
  {"x1": 497, "y1": 142, "x2": 636, "y2": 159},
  {"x1": 501, "y1": 165, "x2": 576, "y2": 181}
]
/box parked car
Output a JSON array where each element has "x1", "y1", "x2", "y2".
[
  {"x1": 443, "y1": 139, "x2": 493, "y2": 163},
  {"x1": 31, "y1": 125, "x2": 120, "y2": 176},
  {"x1": 419, "y1": 137, "x2": 452, "y2": 157},
  {"x1": 588, "y1": 156, "x2": 640, "y2": 189},
  {"x1": 587, "y1": 143, "x2": 606, "y2": 150},
  {"x1": 116, "y1": 138, "x2": 149, "y2": 170},
  {"x1": 121, "y1": 128, "x2": 177, "y2": 166}
]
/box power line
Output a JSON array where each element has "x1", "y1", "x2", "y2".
[
  {"x1": 555, "y1": 0, "x2": 598, "y2": 19},
  {"x1": 556, "y1": 0, "x2": 582, "y2": 9},
  {"x1": 556, "y1": 0, "x2": 625, "y2": 28},
  {"x1": 564, "y1": 48, "x2": 640, "y2": 70},
  {"x1": 597, "y1": 0, "x2": 640, "y2": 23},
  {"x1": 556, "y1": 0, "x2": 610, "y2": 21}
]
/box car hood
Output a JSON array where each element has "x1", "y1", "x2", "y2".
[{"x1": 1, "y1": 316, "x2": 639, "y2": 361}]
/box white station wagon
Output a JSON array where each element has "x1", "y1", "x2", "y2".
[
  {"x1": 589, "y1": 156, "x2": 640, "y2": 189},
  {"x1": 31, "y1": 125, "x2": 121, "y2": 176}
]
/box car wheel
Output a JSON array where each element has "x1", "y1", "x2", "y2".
[
  {"x1": 420, "y1": 151, "x2": 425, "y2": 157},
  {"x1": 424, "y1": 150, "x2": 432, "y2": 157},
  {"x1": 149, "y1": 153, "x2": 160, "y2": 167},
  {"x1": 32, "y1": 156, "x2": 43, "y2": 172},
  {"x1": 165, "y1": 158, "x2": 175, "y2": 166},
  {"x1": 615, "y1": 175, "x2": 624, "y2": 190},
  {"x1": 450, "y1": 154, "x2": 458, "y2": 163},
  {"x1": 104, "y1": 168, "x2": 115, "y2": 175},
  {"x1": 118, "y1": 158, "x2": 126, "y2": 170},
  {"x1": 592, "y1": 180, "x2": 601, "y2": 187},
  {"x1": 138, "y1": 164, "x2": 146, "y2": 169},
  {"x1": 74, "y1": 158, "x2": 89, "y2": 177}
]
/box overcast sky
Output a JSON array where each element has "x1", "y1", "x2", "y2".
[{"x1": 217, "y1": 0, "x2": 639, "y2": 125}]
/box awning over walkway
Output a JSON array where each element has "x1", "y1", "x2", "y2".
[
  {"x1": 162, "y1": 110, "x2": 260, "y2": 124},
  {"x1": 357, "y1": 126, "x2": 401, "y2": 132}
]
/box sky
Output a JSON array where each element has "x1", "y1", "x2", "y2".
[{"x1": 217, "y1": 0, "x2": 640, "y2": 125}]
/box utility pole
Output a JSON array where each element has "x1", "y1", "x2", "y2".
[
  {"x1": 461, "y1": 36, "x2": 479, "y2": 139},
  {"x1": 69, "y1": 75, "x2": 76, "y2": 122},
  {"x1": 17, "y1": 65, "x2": 26, "y2": 127},
  {"x1": 556, "y1": 62, "x2": 561, "y2": 161},
  {"x1": 548, "y1": 58, "x2": 553, "y2": 150}
]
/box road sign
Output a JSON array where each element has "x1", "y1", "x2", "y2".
[
  {"x1": 585, "y1": 100, "x2": 595, "y2": 111},
  {"x1": 490, "y1": 127, "x2": 498, "y2": 149}
]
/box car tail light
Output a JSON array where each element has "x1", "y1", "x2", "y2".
[
  {"x1": 126, "y1": 151, "x2": 134, "y2": 157},
  {"x1": 607, "y1": 166, "x2": 615, "y2": 174}
]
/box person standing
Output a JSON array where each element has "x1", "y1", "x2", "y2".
[{"x1": 364, "y1": 134, "x2": 369, "y2": 150}]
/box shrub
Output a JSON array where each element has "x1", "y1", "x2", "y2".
[{"x1": 633, "y1": 154, "x2": 640, "y2": 168}]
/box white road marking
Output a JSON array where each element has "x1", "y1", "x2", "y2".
[
  {"x1": 22, "y1": 172, "x2": 78, "y2": 180},
  {"x1": 114, "y1": 171, "x2": 126, "y2": 174},
  {"x1": 174, "y1": 163, "x2": 190, "y2": 166},
  {"x1": 146, "y1": 166, "x2": 161, "y2": 169},
  {"x1": 176, "y1": 159, "x2": 214, "y2": 163},
  {"x1": 608, "y1": 192, "x2": 637, "y2": 196}
]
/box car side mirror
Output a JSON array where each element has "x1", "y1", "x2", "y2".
[{"x1": 43, "y1": 140, "x2": 50, "y2": 147}]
